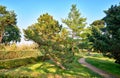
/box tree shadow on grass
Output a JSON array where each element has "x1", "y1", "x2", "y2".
[
  {"x1": 0, "y1": 55, "x2": 101, "y2": 77},
  {"x1": 33, "y1": 57, "x2": 101, "y2": 77},
  {"x1": 19, "y1": 67, "x2": 33, "y2": 72}
]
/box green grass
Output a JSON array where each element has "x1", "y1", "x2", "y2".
[
  {"x1": 86, "y1": 56, "x2": 120, "y2": 77},
  {"x1": 0, "y1": 56, "x2": 102, "y2": 78}
]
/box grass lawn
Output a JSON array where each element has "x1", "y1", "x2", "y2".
[
  {"x1": 86, "y1": 56, "x2": 120, "y2": 77},
  {"x1": 0, "y1": 56, "x2": 102, "y2": 78}
]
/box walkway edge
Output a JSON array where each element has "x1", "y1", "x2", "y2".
[{"x1": 78, "y1": 58, "x2": 116, "y2": 78}]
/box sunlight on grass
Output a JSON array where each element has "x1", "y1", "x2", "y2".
[
  {"x1": 47, "y1": 68, "x2": 56, "y2": 73},
  {"x1": 0, "y1": 56, "x2": 102, "y2": 77},
  {"x1": 29, "y1": 63, "x2": 43, "y2": 70},
  {"x1": 97, "y1": 57, "x2": 115, "y2": 62},
  {"x1": 80, "y1": 73, "x2": 89, "y2": 77},
  {"x1": 86, "y1": 56, "x2": 120, "y2": 77}
]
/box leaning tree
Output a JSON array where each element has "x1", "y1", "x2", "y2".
[{"x1": 24, "y1": 13, "x2": 74, "y2": 69}]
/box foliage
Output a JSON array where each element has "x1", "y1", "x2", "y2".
[
  {"x1": 90, "y1": 20, "x2": 105, "y2": 29},
  {"x1": 102, "y1": 4, "x2": 120, "y2": 64},
  {"x1": 0, "y1": 50, "x2": 40, "y2": 60},
  {"x1": 62, "y1": 4, "x2": 86, "y2": 54},
  {"x1": 4, "y1": 43, "x2": 39, "y2": 51},
  {"x1": 23, "y1": 13, "x2": 62, "y2": 44},
  {"x1": 77, "y1": 27, "x2": 92, "y2": 51},
  {"x1": 0, "y1": 43, "x2": 40, "y2": 60},
  {"x1": 0, "y1": 5, "x2": 19, "y2": 43},
  {"x1": 2, "y1": 25, "x2": 21, "y2": 44},
  {"x1": 87, "y1": 20, "x2": 107, "y2": 52},
  {"x1": 88, "y1": 4, "x2": 120, "y2": 64},
  {"x1": 24, "y1": 13, "x2": 74, "y2": 70},
  {"x1": 62, "y1": 4, "x2": 86, "y2": 38}
]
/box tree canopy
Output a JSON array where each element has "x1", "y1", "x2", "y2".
[
  {"x1": 62, "y1": 4, "x2": 86, "y2": 38},
  {"x1": 24, "y1": 13, "x2": 74, "y2": 69},
  {"x1": 2, "y1": 25, "x2": 21, "y2": 44},
  {"x1": 24, "y1": 13, "x2": 62, "y2": 45},
  {"x1": 87, "y1": 20, "x2": 106, "y2": 52},
  {"x1": 88, "y1": 4, "x2": 120, "y2": 64},
  {"x1": 103, "y1": 4, "x2": 120, "y2": 64},
  {"x1": 0, "y1": 5, "x2": 20, "y2": 44},
  {"x1": 62, "y1": 4, "x2": 86, "y2": 55}
]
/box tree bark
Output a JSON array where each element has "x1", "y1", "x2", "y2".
[
  {"x1": 48, "y1": 54, "x2": 66, "y2": 70},
  {"x1": 0, "y1": 32, "x2": 3, "y2": 43},
  {"x1": 0, "y1": 25, "x2": 4, "y2": 43},
  {"x1": 42, "y1": 53, "x2": 47, "y2": 61},
  {"x1": 72, "y1": 32, "x2": 75, "y2": 56}
]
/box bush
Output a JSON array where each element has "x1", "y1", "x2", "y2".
[
  {"x1": 0, "y1": 56, "x2": 42, "y2": 69},
  {"x1": 4, "y1": 43, "x2": 39, "y2": 51},
  {"x1": 0, "y1": 50, "x2": 40, "y2": 60},
  {"x1": 0, "y1": 74, "x2": 33, "y2": 78}
]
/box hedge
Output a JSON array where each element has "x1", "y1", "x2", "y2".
[
  {"x1": 0, "y1": 50, "x2": 40, "y2": 60},
  {"x1": 0, "y1": 56, "x2": 41, "y2": 69}
]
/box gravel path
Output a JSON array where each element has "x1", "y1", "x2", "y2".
[{"x1": 78, "y1": 58, "x2": 117, "y2": 78}]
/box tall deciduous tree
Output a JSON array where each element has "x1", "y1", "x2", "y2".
[
  {"x1": 2, "y1": 25, "x2": 21, "y2": 44},
  {"x1": 0, "y1": 5, "x2": 17, "y2": 43},
  {"x1": 62, "y1": 4, "x2": 86, "y2": 54}
]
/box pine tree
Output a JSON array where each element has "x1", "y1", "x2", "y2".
[
  {"x1": 24, "y1": 13, "x2": 74, "y2": 69},
  {"x1": 103, "y1": 4, "x2": 120, "y2": 64},
  {"x1": 62, "y1": 4, "x2": 86, "y2": 54}
]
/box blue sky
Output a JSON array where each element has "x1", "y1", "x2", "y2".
[{"x1": 0, "y1": 0, "x2": 120, "y2": 44}]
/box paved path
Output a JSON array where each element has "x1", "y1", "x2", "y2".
[{"x1": 78, "y1": 58, "x2": 116, "y2": 78}]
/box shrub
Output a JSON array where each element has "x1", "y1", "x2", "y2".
[
  {"x1": 4, "y1": 43, "x2": 38, "y2": 51},
  {"x1": 0, "y1": 50, "x2": 40, "y2": 60},
  {"x1": 0, "y1": 56, "x2": 42, "y2": 69}
]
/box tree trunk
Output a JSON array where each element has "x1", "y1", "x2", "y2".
[
  {"x1": 42, "y1": 53, "x2": 47, "y2": 61},
  {"x1": 0, "y1": 33, "x2": 3, "y2": 43},
  {"x1": 88, "y1": 49, "x2": 91, "y2": 56},
  {"x1": 72, "y1": 32, "x2": 75, "y2": 56},
  {"x1": 0, "y1": 26, "x2": 4, "y2": 43},
  {"x1": 72, "y1": 44, "x2": 75, "y2": 56},
  {"x1": 48, "y1": 54, "x2": 66, "y2": 70}
]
